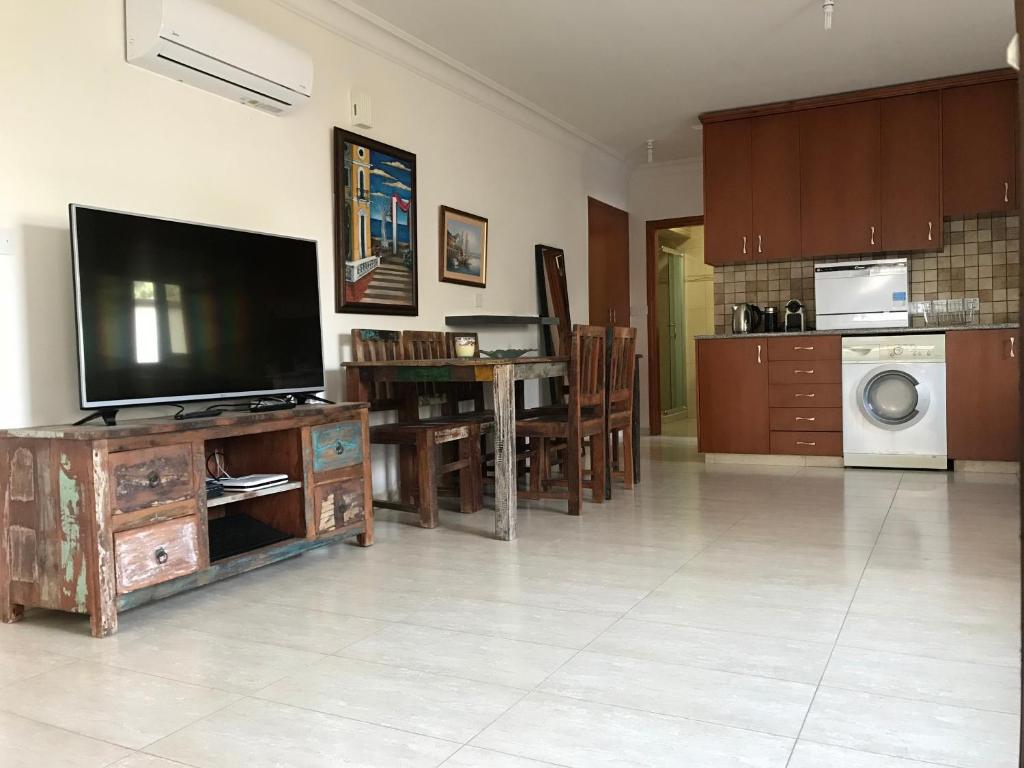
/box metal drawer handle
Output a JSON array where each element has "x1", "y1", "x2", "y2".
[
  {"x1": 870, "y1": 225, "x2": 876, "y2": 246},
  {"x1": 742, "y1": 235, "x2": 748, "y2": 255},
  {"x1": 757, "y1": 344, "x2": 762, "y2": 364},
  {"x1": 794, "y1": 369, "x2": 815, "y2": 374},
  {"x1": 1011, "y1": 337, "x2": 1015, "y2": 359},
  {"x1": 147, "y1": 471, "x2": 161, "y2": 488},
  {"x1": 795, "y1": 417, "x2": 816, "y2": 422},
  {"x1": 795, "y1": 393, "x2": 815, "y2": 398},
  {"x1": 796, "y1": 441, "x2": 816, "y2": 446},
  {"x1": 1005, "y1": 181, "x2": 1010, "y2": 203},
  {"x1": 334, "y1": 440, "x2": 346, "y2": 455},
  {"x1": 928, "y1": 221, "x2": 933, "y2": 241},
  {"x1": 154, "y1": 547, "x2": 168, "y2": 565},
  {"x1": 757, "y1": 234, "x2": 763, "y2": 254},
  {"x1": 794, "y1": 346, "x2": 815, "y2": 351}
]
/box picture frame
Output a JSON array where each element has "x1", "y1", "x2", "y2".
[
  {"x1": 439, "y1": 205, "x2": 488, "y2": 288},
  {"x1": 332, "y1": 127, "x2": 418, "y2": 315}
]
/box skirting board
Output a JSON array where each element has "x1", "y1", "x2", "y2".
[
  {"x1": 953, "y1": 460, "x2": 1020, "y2": 474},
  {"x1": 704, "y1": 453, "x2": 843, "y2": 468}
]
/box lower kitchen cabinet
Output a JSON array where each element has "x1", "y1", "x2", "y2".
[
  {"x1": 696, "y1": 338, "x2": 769, "y2": 454},
  {"x1": 946, "y1": 329, "x2": 1020, "y2": 461}
]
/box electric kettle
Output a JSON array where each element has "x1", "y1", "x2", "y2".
[{"x1": 731, "y1": 303, "x2": 763, "y2": 334}]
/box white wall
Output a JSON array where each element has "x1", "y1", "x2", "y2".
[
  {"x1": 627, "y1": 159, "x2": 703, "y2": 429},
  {"x1": 0, "y1": 0, "x2": 627, "y2": 428}
]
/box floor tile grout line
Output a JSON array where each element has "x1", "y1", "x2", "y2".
[
  {"x1": 0, "y1": 704, "x2": 149, "y2": 757},
  {"x1": 783, "y1": 474, "x2": 904, "y2": 768},
  {"x1": 439, "y1": 744, "x2": 575, "y2": 768},
  {"x1": 812, "y1": 681, "x2": 1022, "y2": 717},
  {"x1": 795, "y1": 735, "x2": 964, "y2": 768}
]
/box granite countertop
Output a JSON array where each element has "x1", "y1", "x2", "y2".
[{"x1": 695, "y1": 323, "x2": 1019, "y2": 340}]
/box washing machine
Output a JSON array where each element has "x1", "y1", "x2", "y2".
[{"x1": 841, "y1": 335, "x2": 947, "y2": 470}]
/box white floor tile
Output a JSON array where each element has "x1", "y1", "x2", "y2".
[
  {"x1": 789, "y1": 741, "x2": 960, "y2": 767},
  {"x1": 0, "y1": 710, "x2": 130, "y2": 767}
]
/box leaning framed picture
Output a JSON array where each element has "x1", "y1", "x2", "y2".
[
  {"x1": 332, "y1": 127, "x2": 418, "y2": 315},
  {"x1": 439, "y1": 206, "x2": 488, "y2": 288}
]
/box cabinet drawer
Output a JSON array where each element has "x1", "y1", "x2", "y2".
[
  {"x1": 310, "y1": 421, "x2": 364, "y2": 474},
  {"x1": 769, "y1": 383, "x2": 842, "y2": 408},
  {"x1": 770, "y1": 407, "x2": 843, "y2": 432},
  {"x1": 769, "y1": 360, "x2": 841, "y2": 384},
  {"x1": 109, "y1": 444, "x2": 196, "y2": 513},
  {"x1": 770, "y1": 431, "x2": 842, "y2": 456},
  {"x1": 114, "y1": 516, "x2": 200, "y2": 594},
  {"x1": 767, "y1": 335, "x2": 840, "y2": 361},
  {"x1": 314, "y1": 478, "x2": 366, "y2": 534}
]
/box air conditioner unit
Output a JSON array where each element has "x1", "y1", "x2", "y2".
[{"x1": 126, "y1": 0, "x2": 313, "y2": 115}]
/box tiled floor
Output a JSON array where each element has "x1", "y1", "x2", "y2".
[{"x1": 0, "y1": 437, "x2": 1020, "y2": 767}]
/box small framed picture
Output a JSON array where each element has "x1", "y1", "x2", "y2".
[{"x1": 439, "y1": 206, "x2": 488, "y2": 288}]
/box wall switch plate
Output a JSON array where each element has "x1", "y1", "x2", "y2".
[
  {"x1": 474, "y1": 292, "x2": 484, "y2": 308},
  {"x1": 351, "y1": 90, "x2": 373, "y2": 129},
  {"x1": 0, "y1": 228, "x2": 13, "y2": 256}
]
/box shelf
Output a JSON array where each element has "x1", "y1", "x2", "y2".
[
  {"x1": 207, "y1": 480, "x2": 302, "y2": 508},
  {"x1": 445, "y1": 314, "x2": 558, "y2": 327}
]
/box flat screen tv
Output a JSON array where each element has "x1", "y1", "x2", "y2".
[{"x1": 70, "y1": 205, "x2": 325, "y2": 410}]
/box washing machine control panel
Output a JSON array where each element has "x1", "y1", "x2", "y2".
[{"x1": 842, "y1": 334, "x2": 946, "y2": 362}]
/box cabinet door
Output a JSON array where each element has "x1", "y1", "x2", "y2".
[
  {"x1": 587, "y1": 197, "x2": 630, "y2": 325},
  {"x1": 946, "y1": 329, "x2": 1020, "y2": 461},
  {"x1": 704, "y1": 119, "x2": 752, "y2": 266},
  {"x1": 942, "y1": 80, "x2": 1017, "y2": 216},
  {"x1": 800, "y1": 101, "x2": 882, "y2": 258},
  {"x1": 881, "y1": 92, "x2": 942, "y2": 251},
  {"x1": 696, "y1": 338, "x2": 770, "y2": 454},
  {"x1": 751, "y1": 113, "x2": 801, "y2": 262}
]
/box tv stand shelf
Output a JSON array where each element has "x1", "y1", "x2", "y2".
[{"x1": 0, "y1": 404, "x2": 372, "y2": 637}]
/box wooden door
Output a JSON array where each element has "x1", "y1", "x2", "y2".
[
  {"x1": 800, "y1": 101, "x2": 882, "y2": 258},
  {"x1": 942, "y1": 80, "x2": 1017, "y2": 216},
  {"x1": 696, "y1": 338, "x2": 770, "y2": 454},
  {"x1": 588, "y1": 197, "x2": 630, "y2": 325},
  {"x1": 946, "y1": 329, "x2": 1020, "y2": 461},
  {"x1": 881, "y1": 92, "x2": 942, "y2": 251},
  {"x1": 703, "y1": 119, "x2": 752, "y2": 266},
  {"x1": 751, "y1": 112, "x2": 801, "y2": 262}
]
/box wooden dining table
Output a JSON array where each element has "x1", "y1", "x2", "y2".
[{"x1": 344, "y1": 355, "x2": 569, "y2": 541}]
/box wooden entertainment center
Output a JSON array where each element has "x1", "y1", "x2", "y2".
[{"x1": 0, "y1": 404, "x2": 372, "y2": 638}]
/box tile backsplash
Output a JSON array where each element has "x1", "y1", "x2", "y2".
[{"x1": 713, "y1": 214, "x2": 1020, "y2": 335}]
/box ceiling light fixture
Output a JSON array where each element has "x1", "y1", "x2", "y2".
[
  {"x1": 823, "y1": 0, "x2": 835, "y2": 30},
  {"x1": 646, "y1": 139, "x2": 655, "y2": 164}
]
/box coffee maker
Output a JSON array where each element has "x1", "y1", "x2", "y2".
[{"x1": 784, "y1": 299, "x2": 805, "y2": 332}]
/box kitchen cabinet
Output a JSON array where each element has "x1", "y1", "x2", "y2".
[
  {"x1": 881, "y1": 92, "x2": 942, "y2": 251},
  {"x1": 703, "y1": 120, "x2": 752, "y2": 266},
  {"x1": 946, "y1": 328, "x2": 1020, "y2": 462},
  {"x1": 751, "y1": 113, "x2": 802, "y2": 262},
  {"x1": 800, "y1": 101, "x2": 882, "y2": 259},
  {"x1": 587, "y1": 197, "x2": 630, "y2": 325},
  {"x1": 696, "y1": 338, "x2": 769, "y2": 454},
  {"x1": 942, "y1": 80, "x2": 1017, "y2": 216}
]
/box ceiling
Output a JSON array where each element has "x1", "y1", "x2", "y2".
[{"x1": 339, "y1": 0, "x2": 1015, "y2": 164}]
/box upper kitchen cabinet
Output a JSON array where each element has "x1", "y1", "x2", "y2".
[
  {"x1": 703, "y1": 119, "x2": 752, "y2": 266},
  {"x1": 800, "y1": 101, "x2": 882, "y2": 258},
  {"x1": 881, "y1": 91, "x2": 942, "y2": 251},
  {"x1": 751, "y1": 113, "x2": 802, "y2": 262},
  {"x1": 942, "y1": 80, "x2": 1017, "y2": 216}
]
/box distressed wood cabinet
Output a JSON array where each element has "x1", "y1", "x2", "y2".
[{"x1": 0, "y1": 404, "x2": 372, "y2": 637}]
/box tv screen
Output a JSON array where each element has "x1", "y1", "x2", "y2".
[{"x1": 70, "y1": 205, "x2": 325, "y2": 409}]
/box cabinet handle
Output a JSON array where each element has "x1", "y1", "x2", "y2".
[
  {"x1": 795, "y1": 393, "x2": 815, "y2": 398},
  {"x1": 796, "y1": 441, "x2": 817, "y2": 447},
  {"x1": 1005, "y1": 182, "x2": 1010, "y2": 203},
  {"x1": 154, "y1": 547, "x2": 169, "y2": 565},
  {"x1": 927, "y1": 221, "x2": 933, "y2": 242},
  {"x1": 794, "y1": 346, "x2": 815, "y2": 351},
  {"x1": 1011, "y1": 336, "x2": 1016, "y2": 359},
  {"x1": 757, "y1": 344, "x2": 762, "y2": 364},
  {"x1": 795, "y1": 416, "x2": 816, "y2": 422},
  {"x1": 334, "y1": 440, "x2": 346, "y2": 455},
  {"x1": 757, "y1": 234, "x2": 763, "y2": 254},
  {"x1": 742, "y1": 236, "x2": 748, "y2": 255},
  {"x1": 870, "y1": 225, "x2": 876, "y2": 246},
  {"x1": 146, "y1": 471, "x2": 160, "y2": 488},
  {"x1": 794, "y1": 369, "x2": 815, "y2": 374}
]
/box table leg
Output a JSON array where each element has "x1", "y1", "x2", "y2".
[
  {"x1": 492, "y1": 363, "x2": 517, "y2": 540},
  {"x1": 632, "y1": 362, "x2": 641, "y2": 484}
]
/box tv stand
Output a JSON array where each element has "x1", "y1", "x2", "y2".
[
  {"x1": 73, "y1": 409, "x2": 119, "y2": 427},
  {"x1": 0, "y1": 404, "x2": 372, "y2": 637}
]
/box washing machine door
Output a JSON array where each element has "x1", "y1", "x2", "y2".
[{"x1": 856, "y1": 367, "x2": 931, "y2": 430}]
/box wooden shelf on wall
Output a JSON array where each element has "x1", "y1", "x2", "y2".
[{"x1": 445, "y1": 314, "x2": 558, "y2": 326}]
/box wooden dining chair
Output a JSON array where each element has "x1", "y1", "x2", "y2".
[
  {"x1": 606, "y1": 326, "x2": 638, "y2": 489},
  {"x1": 351, "y1": 329, "x2": 482, "y2": 529},
  {"x1": 516, "y1": 325, "x2": 607, "y2": 515}
]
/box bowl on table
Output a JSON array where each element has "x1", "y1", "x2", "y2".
[{"x1": 479, "y1": 349, "x2": 537, "y2": 359}]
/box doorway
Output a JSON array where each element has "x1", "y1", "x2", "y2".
[{"x1": 645, "y1": 216, "x2": 709, "y2": 435}]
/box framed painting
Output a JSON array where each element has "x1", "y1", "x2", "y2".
[
  {"x1": 332, "y1": 128, "x2": 418, "y2": 315},
  {"x1": 439, "y1": 206, "x2": 488, "y2": 288}
]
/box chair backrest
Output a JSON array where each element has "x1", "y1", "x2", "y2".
[
  {"x1": 570, "y1": 324, "x2": 607, "y2": 413},
  {"x1": 402, "y1": 330, "x2": 448, "y2": 402},
  {"x1": 352, "y1": 329, "x2": 402, "y2": 411},
  {"x1": 607, "y1": 326, "x2": 637, "y2": 415},
  {"x1": 445, "y1": 332, "x2": 486, "y2": 412}
]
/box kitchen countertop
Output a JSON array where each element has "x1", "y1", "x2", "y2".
[{"x1": 695, "y1": 322, "x2": 1019, "y2": 340}]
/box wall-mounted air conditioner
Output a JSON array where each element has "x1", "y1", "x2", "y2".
[{"x1": 126, "y1": 0, "x2": 313, "y2": 115}]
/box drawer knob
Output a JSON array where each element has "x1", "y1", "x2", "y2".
[
  {"x1": 334, "y1": 440, "x2": 346, "y2": 455},
  {"x1": 147, "y1": 471, "x2": 161, "y2": 488},
  {"x1": 154, "y1": 547, "x2": 169, "y2": 565}
]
